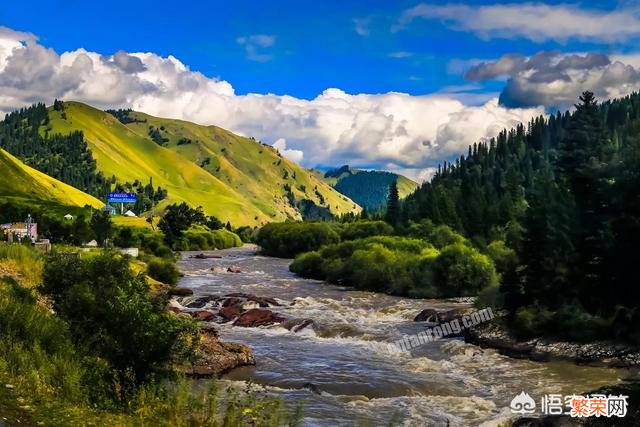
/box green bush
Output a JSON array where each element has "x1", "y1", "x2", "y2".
[
  {"x1": 433, "y1": 243, "x2": 498, "y2": 298},
  {"x1": 147, "y1": 257, "x2": 180, "y2": 285},
  {"x1": 41, "y1": 251, "x2": 198, "y2": 401},
  {"x1": 184, "y1": 226, "x2": 242, "y2": 250},
  {"x1": 291, "y1": 234, "x2": 497, "y2": 299},
  {"x1": 257, "y1": 222, "x2": 340, "y2": 258},
  {"x1": 340, "y1": 221, "x2": 393, "y2": 241}
]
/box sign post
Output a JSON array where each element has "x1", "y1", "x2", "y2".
[{"x1": 107, "y1": 192, "x2": 137, "y2": 215}]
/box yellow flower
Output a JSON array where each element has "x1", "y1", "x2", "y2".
[{"x1": 242, "y1": 408, "x2": 254, "y2": 415}]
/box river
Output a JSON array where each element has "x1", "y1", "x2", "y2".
[{"x1": 177, "y1": 245, "x2": 628, "y2": 426}]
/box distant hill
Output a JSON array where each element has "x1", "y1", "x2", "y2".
[
  {"x1": 0, "y1": 148, "x2": 103, "y2": 210},
  {"x1": 321, "y1": 165, "x2": 418, "y2": 210},
  {"x1": 41, "y1": 102, "x2": 359, "y2": 226}
]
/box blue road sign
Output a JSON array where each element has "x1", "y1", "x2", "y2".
[{"x1": 107, "y1": 192, "x2": 137, "y2": 203}]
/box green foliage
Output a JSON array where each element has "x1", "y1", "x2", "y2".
[
  {"x1": 291, "y1": 235, "x2": 495, "y2": 298},
  {"x1": 433, "y1": 243, "x2": 498, "y2": 298},
  {"x1": 41, "y1": 251, "x2": 198, "y2": 400},
  {"x1": 340, "y1": 220, "x2": 393, "y2": 241},
  {"x1": 256, "y1": 222, "x2": 341, "y2": 258},
  {"x1": 0, "y1": 277, "x2": 86, "y2": 404},
  {"x1": 90, "y1": 209, "x2": 113, "y2": 246},
  {"x1": 0, "y1": 103, "x2": 111, "y2": 198},
  {"x1": 385, "y1": 180, "x2": 400, "y2": 226},
  {"x1": 326, "y1": 166, "x2": 418, "y2": 210},
  {"x1": 146, "y1": 257, "x2": 180, "y2": 285},
  {"x1": 183, "y1": 226, "x2": 242, "y2": 251},
  {"x1": 158, "y1": 203, "x2": 206, "y2": 248}
]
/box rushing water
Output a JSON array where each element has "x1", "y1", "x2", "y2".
[{"x1": 177, "y1": 245, "x2": 629, "y2": 426}]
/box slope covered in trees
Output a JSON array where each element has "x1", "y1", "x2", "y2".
[
  {"x1": 401, "y1": 91, "x2": 640, "y2": 343},
  {"x1": 322, "y1": 165, "x2": 418, "y2": 211},
  {"x1": 47, "y1": 102, "x2": 359, "y2": 225},
  {"x1": 0, "y1": 147, "x2": 102, "y2": 210}
]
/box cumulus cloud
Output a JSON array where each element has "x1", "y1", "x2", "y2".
[
  {"x1": 463, "y1": 51, "x2": 640, "y2": 109},
  {"x1": 0, "y1": 26, "x2": 544, "y2": 182},
  {"x1": 273, "y1": 138, "x2": 304, "y2": 163},
  {"x1": 236, "y1": 34, "x2": 276, "y2": 62},
  {"x1": 396, "y1": 2, "x2": 640, "y2": 43}
]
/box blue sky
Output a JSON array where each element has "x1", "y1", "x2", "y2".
[
  {"x1": 0, "y1": 0, "x2": 632, "y2": 99},
  {"x1": 0, "y1": 1, "x2": 639, "y2": 179}
]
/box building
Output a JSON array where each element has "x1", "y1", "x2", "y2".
[
  {"x1": 102, "y1": 204, "x2": 117, "y2": 216},
  {"x1": 1, "y1": 222, "x2": 38, "y2": 243}
]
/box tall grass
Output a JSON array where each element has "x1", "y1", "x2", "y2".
[{"x1": 0, "y1": 244, "x2": 43, "y2": 287}]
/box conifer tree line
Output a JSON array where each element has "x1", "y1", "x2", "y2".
[
  {"x1": 401, "y1": 91, "x2": 640, "y2": 342},
  {"x1": 0, "y1": 101, "x2": 167, "y2": 211}
]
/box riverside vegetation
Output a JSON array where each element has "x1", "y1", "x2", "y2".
[
  {"x1": 0, "y1": 239, "x2": 299, "y2": 426},
  {"x1": 258, "y1": 92, "x2": 640, "y2": 347}
]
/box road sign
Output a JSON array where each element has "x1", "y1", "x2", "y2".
[{"x1": 107, "y1": 192, "x2": 137, "y2": 203}]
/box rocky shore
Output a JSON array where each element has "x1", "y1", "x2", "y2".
[
  {"x1": 167, "y1": 288, "x2": 314, "y2": 376},
  {"x1": 464, "y1": 320, "x2": 640, "y2": 368}
]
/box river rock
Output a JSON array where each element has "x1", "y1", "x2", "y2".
[
  {"x1": 227, "y1": 267, "x2": 242, "y2": 273},
  {"x1": 192, "y1": 310, "x2": 216, "y2": 321},
  {"x1": 211, "y1": 266, "x2": 226, "y2": 273},
  {"x1": 219, "y1": 306, "x2": 242, "y2": 321},
  {"x1": 168, "y1": 287, "x2": 194, "y2": 296},
  {"x1": 233, "y1": 308, "x2": 285, "y2": 327},
  {"x1": 221, "y1": 297, "x2": 243, "y2": 308},
  {"x1": 188, "y1": 332, "x2": 255, "y2": 376},
  {"x1": 191, "y1": 253, "x2": 222, "y2": 259},
  {"x1": 186, "y1": 296, "x2": 218, "y2": 309},
  {"x1": 225, "y1": 293, "x2": 281, "y2": 307},
  {"x1": 414, "y1": 308, "x2": 440, "y2": 322},
  {"x1": 282, "y1": 318, "x2": 314, "y2": 333}
]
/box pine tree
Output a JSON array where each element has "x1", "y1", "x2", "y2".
[{"x1": 385, "y1": 180, "x2": 400, "y2": 225}]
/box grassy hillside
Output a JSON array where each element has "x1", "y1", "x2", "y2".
[
  {"x1": 0, "y1": 148, "x2": 103, "y2": 210},
  {"x1": 321, "y1": 165, "x2": 419, "y2": 210},
  {"x1": 48, "y1": 102, "x2": 359, "y2": 226}
]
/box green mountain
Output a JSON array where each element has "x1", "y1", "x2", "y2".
[
  {"x1": 42, "y1": 102, "x2": 359, "y2": 226},
  {"x1": 0, "y1": 147, "x2": 103, "y2": 210},
  {"x1": 321, "y1": 165, "x2": 418, "y2": 210}
]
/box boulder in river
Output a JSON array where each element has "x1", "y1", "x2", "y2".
[
  {"x1": 219, "y1": 306, "x2": 242, "y2": 322},
  {"x1": 413, "y1": 308, "x2": 440, "y2": 322},
  {"x1": 192, "y1": 310, "x2": 216, "y2": 321},
  {"x1": 282, "y1": 318, "x2": 314, "y2": 333},
  {"x1": 191, "y1": 253, "x2": 222, "y2": 259},
  {"x1": 225, "y1": 293, "x2": 281, "y2": 307},
  {"x1": 233, "y1": 308, "x2": 285, "y2": 327},
  {"x1": 168, "y1": 287, "x2": 194, "y2": 297},
  {"x1": 188, "y1": 331, "x2": 255, "y2": 376},
  {"x1": 227, "y1": 267, "x2": 242, "y2": 273}
]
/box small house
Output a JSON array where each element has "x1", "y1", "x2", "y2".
[
  {"x1": 124, "y1": 210, "x2": 137, "y2": 217},
  {"x1": 102, "y1": 205, "x2": 117, "y2": 216},
  {"x1": 64, "y1": 214, "x2": 74, "y2": 220},
  {"x1": 1, "y1": 222, "x2": 38, "y2": 243}
]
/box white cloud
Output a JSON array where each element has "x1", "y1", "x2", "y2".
[
  {"x1": 0, "y1": 26, "x2": 545, "y2": 182},
  {"x1": 396, "y1": 3, "x2": 640, "y2": 43},
  {"x1": 353, "y1": 17, "x2": 372, "y2": 36},
  {"x1": 465, "y1": 51, "x2": 640, "y2": 109},
  {"x1": 273, "y1": 138, "x2": 304, "y2": 163},
  {"x1": 236, "y1": 34, "x2": 276, "y2": 62}
]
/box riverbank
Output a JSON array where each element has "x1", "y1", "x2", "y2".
[{"x1": 465, "y1": 318, "x2": 640, "y2": 369}]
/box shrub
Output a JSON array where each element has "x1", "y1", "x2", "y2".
[
  {"x1": 41, "y1": 251, "x2": 198, "y2": 400},
  {"x1": 291, "y1": 234, "x2": 498, "y2": 299},
  {"x1": 256, "y1": 222, "x2": 340, "y2": 258},
  {"x1": 147, "y1": 257, "x2": 180, "y2": 285},
  {"x1": 433, "y1": 243, "x2": 498, "y2": 298},
  {"x1": 340, "y1": 221, "x2": 393, "y2": 241}
]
